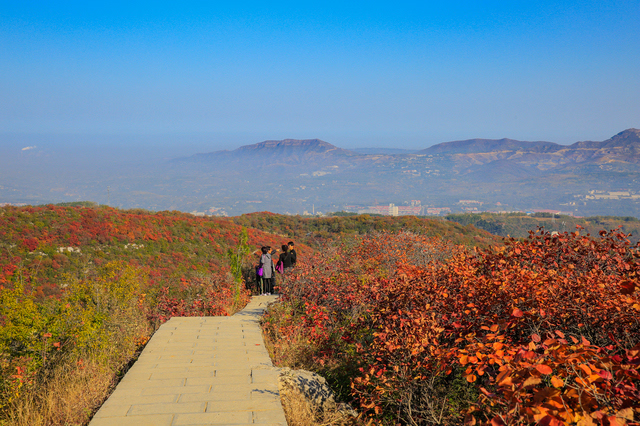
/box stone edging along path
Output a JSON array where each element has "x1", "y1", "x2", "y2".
[{"x1": 88, "y1": 295, "x2": 286, "y2": 426}]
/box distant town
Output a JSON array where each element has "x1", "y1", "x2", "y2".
[
  {"x1": 185, "y1": 190, "x2": 640, "y2": 218},
  {"x1": 188, "y1": 199, "x2": 580, "y2": 218},
  {"x1": 4, "y1": 187, "x2": 640, "y2": 220}
]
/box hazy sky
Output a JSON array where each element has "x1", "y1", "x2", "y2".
[{"x1": 1, "y1": 1, "x2": 639, "y2": 149}]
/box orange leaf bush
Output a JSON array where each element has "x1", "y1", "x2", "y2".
[{"x1": 265, "y1": 228, "x2": 640, "y2": 425}]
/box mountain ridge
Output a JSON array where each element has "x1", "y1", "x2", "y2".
[
  {"x1": 7, "y1": 129, "x2": 640, "y2": 217},
  {"x1": 179, "y1": 138, "x2": 360, "y2": 168},
  {"x1": 420, "y1": 138, "x2": 562, "y2": 155},
  {"x1": 181, "y1": 129, "x2": 640, "y2": 162},
  {"x1": 171, "y1": 129, "x2": 640, "y2": 182}
]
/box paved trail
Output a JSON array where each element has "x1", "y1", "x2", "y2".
[{"x1": 89, "y1": 295, "x2": 286, "y2": 426}]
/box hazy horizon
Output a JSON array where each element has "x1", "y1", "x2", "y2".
[
  {"x1": 2, "y1": 2, "x2": 640, "y2": 216},
  {"x1": 1, "y1": 127, "x2": 634, "y2": 161}
]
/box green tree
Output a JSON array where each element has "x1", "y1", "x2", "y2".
[{"x1": 227, "y1": 227, "x2": 251, "y2": 307}]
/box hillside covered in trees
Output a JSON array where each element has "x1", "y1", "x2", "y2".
[
  {"x1": 227, "y1": 211, "x2": 502, "y2": 249},
  {"x1": 0, "y1": 205, "x2": 498, "y2": 425},
  {"x1": 0, "y1": 205, "x2": 297, "y2": 425},
  {"x1": 446, "y1": 212, "x2": 640, "y2": 243},
  {"x1": 2, "y1": 205, "x2": 638, "y2": 425}
]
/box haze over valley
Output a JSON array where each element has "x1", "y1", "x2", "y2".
[{"x1": 2, "y1": 128, "x2": 640, "y2": 217}]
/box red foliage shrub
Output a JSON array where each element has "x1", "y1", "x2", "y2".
[
  {"x1": 22, "y1": 238, "x2": 38, "y2": 252},
  {"x1": 266, "y1": 228, "x2": 640, "y2": 425},
  {"x1": 150, "y1": 275, "x2": 250, "y2": 324}
]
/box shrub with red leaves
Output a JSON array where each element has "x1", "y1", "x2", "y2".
[{"x1": 266, "y1": 228, "x2": 640, "y2": 425}]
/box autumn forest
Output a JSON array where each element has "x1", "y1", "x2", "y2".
[{"x1": 0, "y1": 205, "x2": 638, "y2": 425}]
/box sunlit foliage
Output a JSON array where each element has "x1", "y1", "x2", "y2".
[
  {"x1": 264, "y1": 228, "x2": 640, "y2": 425},
  {"x1": 0, "y1": 205, "x2": 287, "y2": 424},
  {"x1": 229, "y1": 212, "x2": 501, "y2": 249}
]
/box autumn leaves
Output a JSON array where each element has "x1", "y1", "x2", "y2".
[{"x1": 265, "y1": 229, "x2": 640, "y2": 425}]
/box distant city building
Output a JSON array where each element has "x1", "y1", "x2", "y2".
[
  {"x1": 357, "y1": 203, "x2": 399, "y2": 216},
  {"x1": 397, "y1": 206, "x2": 421, "y2": 216},
  {"x1": 355, "y1": 204, "x2": 424, "y2": 216},
  {"x1": 422, "y1": 207, "x2": 451, "y2": 216},
  {"x1": 585, "y1": 190, "x2": 640, "y2": 200}
]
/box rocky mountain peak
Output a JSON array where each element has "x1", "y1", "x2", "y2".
[
  {"x1": 238, "y1": 139, "x2": 341, "y2": 153},
  {"x1": 610, "y1": 128, "x2": 640, "y2": 144}
]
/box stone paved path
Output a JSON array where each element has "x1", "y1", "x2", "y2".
[{"x1": 89, "y1": 295, "x2": 286, "y2": 426}]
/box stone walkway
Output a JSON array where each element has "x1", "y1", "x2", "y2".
[{"x1": 89, "y1": 295, "x2": 286, "y2": 426}]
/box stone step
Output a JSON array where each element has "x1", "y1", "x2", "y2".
[{"x1": 89, "y1": 295, "x2": 285, "y2": 426}]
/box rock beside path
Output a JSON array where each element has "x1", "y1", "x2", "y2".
[{"x1": 278, "y1": 367, "x2": 358, "y2": 424}]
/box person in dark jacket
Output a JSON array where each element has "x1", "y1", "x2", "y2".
[
  {"x1": 278, "y1": 244, "x2": 294, "y2": 270},
  {"x1": 288, "y1": 241, "x2": 297, "y2": 267}
]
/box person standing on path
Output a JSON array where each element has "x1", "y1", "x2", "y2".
[
  {"x1": 288, "y1": 241, "x2": 297, "y2": 267},
  {"x1": 255, "y1": 246, "x2": 265, "y2": 294},
  {"x1": 278, "y1": 244, "x2": 293, "y2": 271},
  {"x1": 268, "y1": 245, "x2": 278, "y2": 293},
  {"x1": 260, "y1": 246, "x2": 276, "y2": 294},
  {"x1": 275, "y1": 244, "x2": 294, "y2": 294}
]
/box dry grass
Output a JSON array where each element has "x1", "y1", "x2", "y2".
[
  {"x1": 262, "y1": 302, "x2": 319, "y2": 369},
  {"x1": 5, "y1": 291, "x2": 149, "y2": 426},
  {"x1": 6, "y1": 359, "x2": 114, "y2": 426},
  {"x1": 280, "y1": 384, "x2": 362, "y2": 426},
  {"x1": 264, "y1": 302, "x2": 365, "y2": 426}
]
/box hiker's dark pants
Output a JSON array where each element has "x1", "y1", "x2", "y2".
[{"x1": 263, "y1": 277, "x2": 274, "y2": 294}]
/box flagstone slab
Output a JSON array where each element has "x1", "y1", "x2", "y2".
[{"x1": 89, "y1": 295, "x2": 285, "y2": 426}]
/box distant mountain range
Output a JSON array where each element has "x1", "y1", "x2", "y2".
[
  {"x1": 175, "y1": 128, "x2": 640, "y2": 180},
  {"x1": 2, "y1": 129, "x2": 640, "y2": 217},
  {"x1": 181, "y1": 128, "x2": 640, "y2": 167},
  {"x1": 420, "y1": 129, "x2": 640, "y2": 172},
  {"x1": 162, "y1": 128, "x2": 640, "y2": 216},
  {"x1": 350, "y1": 148, "x2": 418, "y2": 155}
]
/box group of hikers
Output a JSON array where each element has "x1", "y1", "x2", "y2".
[{"x1": 255, "y1": 241, "x2": 296, "y2": 295}]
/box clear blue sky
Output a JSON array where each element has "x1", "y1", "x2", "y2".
[{"x1": 1, "y1": 1, "x2": 639, "y2": 149}]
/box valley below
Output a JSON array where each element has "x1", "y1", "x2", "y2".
[{"x1": 2, "y1": 129, "x2": 640, "y2": 217}]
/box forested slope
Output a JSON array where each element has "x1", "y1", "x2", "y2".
[
  {"x1": 228, "y1": 212, "x2": 502, "y2": 249},
  {"x1": 0, "y1": 205, "x2": 307, "y2": 425},
  {"x1": 447, "y1": 212, "x2": 640, "y2": 243},
  {"x1": 0, "y1": 205, "x2": 300, "y2": 298},
  {"x1": 3, "y1": 206, "x2": 588, "y2": 425}
]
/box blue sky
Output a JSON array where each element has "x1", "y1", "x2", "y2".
[{"x1": 1, "y1": 1, "x2": 639, "y2": 149}]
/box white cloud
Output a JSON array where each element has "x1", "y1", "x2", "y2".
[{"x1": 21, "y1": 146, "x2": 36, "y2": 151}]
